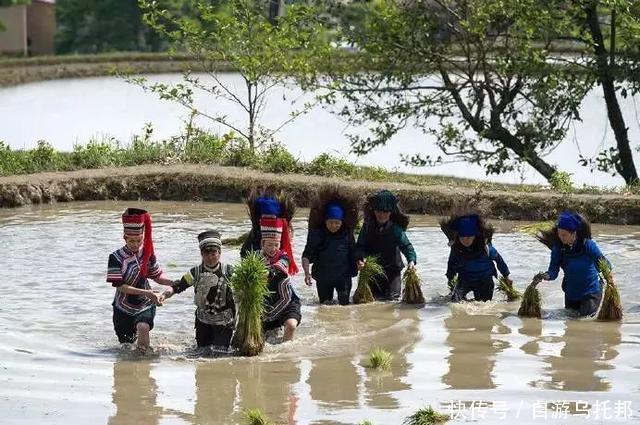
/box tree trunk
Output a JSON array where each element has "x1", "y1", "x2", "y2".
[
  {"x1": 246, "y1": 79, "x2": 256, "y2": 151},
  {"x1": 267, "y1": 0, "x2": 282, "y2": 25},
  {"x1": 584, "y1": 2, "x2": 639, "y2": 185},
  {"x1": 490, "y1": 127, "x2": 558, "y2": 182}
]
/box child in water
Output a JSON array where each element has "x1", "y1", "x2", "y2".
[
  {"x1": 163, "y1": 230, "x2": 236, "y2": 350},
  {"x1": 106, "y1": 208, "x2": 174, "y2": 351}
]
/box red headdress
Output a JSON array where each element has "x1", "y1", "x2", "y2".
[
  {"x1": 259, "y1": 216, "x2": 298, "y2": 275},
  {"x1": 122, "y1": 208, "x2": 155, "y2": 278}
]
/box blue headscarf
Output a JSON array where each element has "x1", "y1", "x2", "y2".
[
  {"x1": 455, "y1": 215, "x2": 479, "y2": 237},
  {"x1": 256, "y1": 197, "x2": 281, "y2": 216},
  {"x1": 325, "y1": 202, "x2": 345, "y2": 220},
  {"x1": 557, "y1": 211, "x2": 581, "y2": 232}
]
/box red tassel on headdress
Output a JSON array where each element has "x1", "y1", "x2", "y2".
[
  {"x1": 280, "y1": 223, "x2": 298, "y2": 275},
  {"x1": 140, "y1": 213, "x2": 154, "y2": 278}
]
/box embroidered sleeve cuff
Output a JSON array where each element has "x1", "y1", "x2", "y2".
[{"x1": 147, "y1": 265, "x2": 162, "y2": 279}]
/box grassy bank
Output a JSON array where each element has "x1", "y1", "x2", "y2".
[
  {"x1": 1, "y1": 163, "x2": 639, "y2": 224},
  {"x1": 1, "y1": 127, "x2": 638, "y2": 197},
  {"x1": 2, "y1": 124, "x2": 639, "y2": 224}
]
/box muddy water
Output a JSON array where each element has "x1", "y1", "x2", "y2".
[{"x1": 1, "y1": 201, "x2": 639, "y2": 424}]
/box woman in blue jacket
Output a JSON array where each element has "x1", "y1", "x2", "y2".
[
  {"x1": 441, "y1": 210, "x2": 512, "y2": 302},
  {"x1": 302, "y1": 186, "x2": 359, "y2": 305},
  {"x1": 535, "y1": 212, "x2": 609, "y2": 317}
]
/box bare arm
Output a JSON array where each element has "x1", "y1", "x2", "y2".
[
  {"x1": 301, "y1": 257, "x2": 314, "y2": 286},
  {"x1": 152, "y1": 275, "x2": 174, "y2": 286}
]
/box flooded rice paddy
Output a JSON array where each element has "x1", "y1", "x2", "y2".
[{"x1": 1, "y1": 201, "x2": 639, "y2": 424}]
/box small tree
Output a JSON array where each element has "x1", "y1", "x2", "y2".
[{"x1": 133, "y1": 0, "x2": 329, "y2": 151}]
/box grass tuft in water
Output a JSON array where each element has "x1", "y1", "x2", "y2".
[
  {"x1": 244, "y1": 408, "x2": 277, "y2": 425},
  {"x1": 221, "y1": 231, "x2": 249, "y2": 247},
  {"x1": 368, "y1": 347, "x2": 393, "y2": 370},
  {"x1": 353, "y1": 256, "x2": 385, "y2": 304},
  {"x1": 518, "y1": 279, "x2": 542, "y2": 318},
  {"x1": 403, "y1": 406, "x2": 450, "y2": 424},
  {"x1": 359, "y1": 421, "x2": 375, "y2": 425},
  {"x1": 231, "y1": 252, "x2": 270, "y2": 356},
  {"x1": 447, "y1": 276, "x2": 457, "y2": 292},
  {"x1": 402, "y1": 266, "x2": 425, "y2": 304},
  {"x1": 497, "y1": 277, "x2": 521, "y2": 301},
  {"x1": 597, "y1": 258, "x2": 623, "y2": 321}
]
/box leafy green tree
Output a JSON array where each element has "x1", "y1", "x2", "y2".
[
  {"x1": 571, "y1": 0, "x2": 640, "y2": 185},
  {"x1": 313, "y1": 0, "x2": 591, "y2": 182},
  {"x1": 55, "y1": 0, "x2": 197, "y2": 53},
  {"x1": 132, "y1": 0, "x2": 329, "y2": 150},
  {"x1": 0, "y1": 0, "x2": 30, "y2": 6}
]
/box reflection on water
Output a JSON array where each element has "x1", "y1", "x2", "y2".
[
  {"x1": 519, "y1": 317, "x2": 543, "y2": 356},
  {"x1": 534, "y1": 320, "x2": 622, "y2": 392},
  {"x1": 1, "y1": 201, "x2": 639, "y2": 424},
  {"x1": 192, "y1": 361, "x2": 239, "y2": 425},
  {"x1": 443, "y1": 308, "x2": 510, "y2": 390},
  {"x1": 308, "y1": 357, "x2": 359, "y2": 409},
  {"x1": 363, "y1": 307, "x2": 419, "y2": 410},
  {"x1": 235, "y1": 360, "x2": 301, "y2": 425},
  {"x1": 109, "y1": 361, "x2": 163, "y2": 425}
]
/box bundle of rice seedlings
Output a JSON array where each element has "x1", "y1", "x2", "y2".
[
  {"x1": 359, "y1": 421, "x2": 375, "y2": 425},
  {"x1": 231, "y1": 252, "x2": 270, "y2": 356},
  {"x1": 597, "y1": 258, "x2": 623, "y2": 321},
  {"x1": 518, "y1": 279, "x2": 542, "y2": 318},
  {"x1": 402, "y1": 266, "x2": 425, "y2": 304},
  {"x1": 516, "y1": 221, "x2": 555, "y2": 236},
  {"x1": 221, "y1": 231, "x2": 249, "y2": 247},
  {"x1": 497, "y1": 277, "x2": 521, "y2": 301},
  {"x1": 447, "y1": 276, "x2": 458, "y2": 292},
  {"x1": 244, "y1": 408, "x2": 277, "y2": 425},
  {"x1": 367, "y1": 347, "x2": 393, "y2": 370},
  {"x1": 353, "y1": 256, "x2": 385, "y2": 304},
  {"x1": 403, "y1": 406, "x2": 450, "y2": 424}
]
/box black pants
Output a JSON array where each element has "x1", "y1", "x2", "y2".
[
  {"x1": 263, "y1": 299, "x2": 302, "y2": 331},
  {"x1": 317, "y1": 277, "x2": 352, "y2": 305},
  {"x1": 112, "y1": 305, "x2": 156, "y2": 344},
  {"x1": 565, "y1": 291, "x2": 602, "y2": 317},
  {"x1": 195, "y1": 317, "x2": 234, "y2": 348},
  {"x1": 371, "y1": 269, "x2": 402, "y2": 301},
  {"x1": 451, "y1": 277, "x2": 495, "y2": 302}
]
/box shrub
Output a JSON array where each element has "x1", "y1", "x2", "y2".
[
  {"x1": 221, "y1": 138, "x2": 258, "y2": 167},
  {"x1": 305, "y1": 153, "x2": 356, "y2": 177},
  {"x1": 183, "y1": 131, "x2": 229, "y2": 164},
  {"x1": 0, "y1": 141, "x2": 25, "y2": 175},
  {"x1": 259, "y1": 143, "x2": 301, "y2": 174},
  {"x1": 71, "y1": 138, "x2": 119, "y2": 169},
  {"x1": 24, "y1": 140, "x2": 67, "y2": 173},
  {"x1": 549, "y1": 171, "x2": 574, "y2": 193}
]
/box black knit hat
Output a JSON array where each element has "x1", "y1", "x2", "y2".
[{"x1": 198, "y1": 230, "x2": 222, "y2": 250}]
